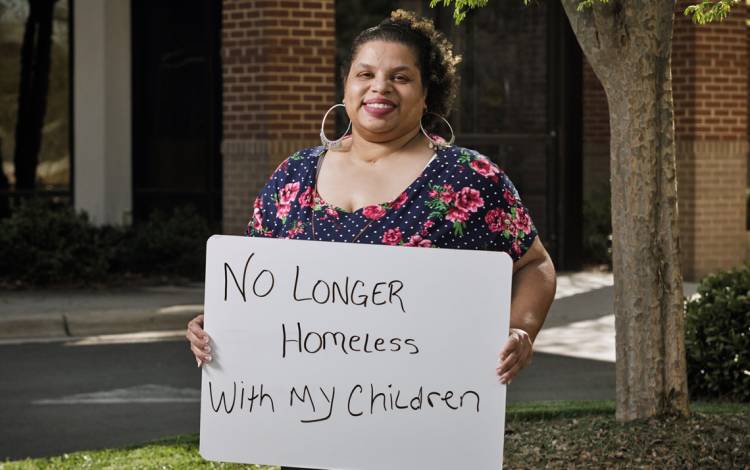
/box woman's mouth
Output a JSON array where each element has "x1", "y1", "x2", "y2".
[{"x1": 363, "y1": 101, "x2": 397, "y2": 117}]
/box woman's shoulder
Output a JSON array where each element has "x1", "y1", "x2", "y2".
[
  {"x1": 434, "y1": 144, "x2": 507, "y2": 186},
  {"x1": 268, "y1": 145, "x2": 325, "y2": 185}
]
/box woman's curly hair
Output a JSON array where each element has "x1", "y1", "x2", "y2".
[{"x1": 341, "y1": 9, "x2": 462, "y2": 120}]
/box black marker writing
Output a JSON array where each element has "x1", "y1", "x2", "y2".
[
  {"x1": 282, "y1": 322, "x2": 419, "y2": 357},
  {"x1": 224, "y1": 253, "x2": 276, "y2": 301},
  {"x1": 292, "y1": 266, "x2": 406, "y2": 313},
  {"x1": 209, "y1": 381, "x2": 275, "y2": 414},
  {"x1": 289, "y1": 386, "x2": 336, "y2": 423}
]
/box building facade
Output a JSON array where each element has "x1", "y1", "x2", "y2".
[{"x1": 1, "y1": 0, "x2": 746, "y2": 279}]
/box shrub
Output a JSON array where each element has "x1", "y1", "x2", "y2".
[
  {"x1": 0, "y1": 202, "x2": 214, "y2": 285},
  {"x1": 685, "y1": 264, "x2": 750, "y2": 402},
  {"x1": 114, "y1": 206, "x2": 213, "y2": 280},
  {"x1": 0, "y1": 199, "x2": 108, "y2": 285},
  {"x1": 582, "y1": 187, "x2": 612, "y2": 266}
]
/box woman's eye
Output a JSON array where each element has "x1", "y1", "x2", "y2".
[
  {"x1": 394, "y1": 75, "x2": 409, "y2": 82},
  {"x1": 358, "y1": 72, "x2": 373, "y2": 78}
]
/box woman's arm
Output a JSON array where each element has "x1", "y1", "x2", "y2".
[{"x1": 496, "y1": 236, "x2": 556, "y2": 384}]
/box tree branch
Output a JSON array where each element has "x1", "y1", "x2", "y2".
[
  {"x1": 429, "y1": 0, "x2": 740, "y2": 26},
  {"x1": 684, "y1": 0, "x2": 741, "y2": 24}
]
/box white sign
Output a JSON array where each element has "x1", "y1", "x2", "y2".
[{"x1": 199, "y1": 235, "x2": 512, "y2": 470}]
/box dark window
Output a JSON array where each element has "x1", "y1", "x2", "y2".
[{"x1": 131, "y1": 0, "x2": 222, "y2": 225}]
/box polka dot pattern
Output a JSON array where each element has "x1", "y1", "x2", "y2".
[{"x1": 246, "y1": 145, "x2": 538, "y2": 261}]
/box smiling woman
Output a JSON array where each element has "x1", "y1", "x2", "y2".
[{"x1": 186, "y1": 9, "x2": 557, "y2": 470}]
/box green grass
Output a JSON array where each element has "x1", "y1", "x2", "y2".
[
  {"x1": 3, "y1": 401, "x2": 749, "y2": 469},
  {"x1": 1, "y1": 436, "x2": 271, "y2": 470}
]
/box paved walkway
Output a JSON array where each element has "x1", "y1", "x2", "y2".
[
  {"x1": 534, "y1": 273, "x2": 697, "y2": 363},
  {"x1": 0, "y1": 284, "x2": 203, "y2": 340},
  {"x1": 0, "y1": 272, "x2": 698, "y2": 405},
  {"x1": 0, "y1": 272, "x2": 698, "y2": 358}
]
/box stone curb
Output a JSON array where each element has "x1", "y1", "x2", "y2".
[{"x1": 0, "y1": 306, "x2": 202, "y2": 340}]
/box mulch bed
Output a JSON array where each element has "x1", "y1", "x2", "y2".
[{"x1": 504, "y1": 412, "x2": 749, "y2": 469}]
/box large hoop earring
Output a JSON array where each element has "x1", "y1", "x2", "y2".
[
  {"x1": 320, "y1": 103, "x2": 351, "y2": 150},
  {"x1": 420, "y1": 112, "x2": 455, "y2": 150}
]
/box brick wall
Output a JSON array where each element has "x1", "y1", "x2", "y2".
[
  {"x1": 673, "y1": 2, "x2": 747, "y2": 141},
  {"x1": 673, "y1": 0, "x2": 748, "y2": 279},
  {"x1": 581, "y1": 58, "x2": 610, "y2": 196},
  {"x1": 222, "y1": 0, "x2": 336, "y2": 234}
]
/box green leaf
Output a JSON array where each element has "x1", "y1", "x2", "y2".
[
  {"x1": 452, "y1": 221, "x2": 465, "y2": 236},
  {"x1": 684, "y1": 0, "x2": 740, "y2": 25}
]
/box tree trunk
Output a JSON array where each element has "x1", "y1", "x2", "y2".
[
  {"x1": 13, "y1": 0, "x2": 58, "y2": 191},
  {"x1": 560, "y1": 0, "x2": 688, "y2": 420}
]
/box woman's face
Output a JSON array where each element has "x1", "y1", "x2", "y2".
[{"x1": 343, "y1": 40, "x2": 427, "y2": 143}]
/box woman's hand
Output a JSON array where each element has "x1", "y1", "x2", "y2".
[
  {"x1": 186, "y1": 314, "x2": 212, "y2": 367},
  {"x1": 496, "y1": 327, "x2": 533, "y2": 384}
]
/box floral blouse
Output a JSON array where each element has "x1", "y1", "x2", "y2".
[{"x1": 246, "y1": 145, "x2": 537, "y2": 261}]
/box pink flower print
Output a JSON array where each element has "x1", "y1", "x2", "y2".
[
  {"x1": 503, "y1": 188, "x2": 517, "y2": 206},
  {"x1": 247, "y1": 197, "x2": 264, "y2": 235},
  {"x1": 440, "y1": 184, "x2": 455, "y2": 204},
  {"x1": 390, "y1": 192, "x2": 408, "y2": 210},
  {"x1": 485, "y1": 207, "x2": 509, "y2": 233},
  {"x1": 485, "y1": 208, "x2": 517, "y2": 237},
  {"x1": 382, "y1": 228, "x2": 403, "y2": 246},
  {"x1": 298, "y1": 186, "x2": 315, "y2": 208},
  {"x1": 511, "y1": 239, "x2": 522, "y2": 256},
  {"x1": 453, "y1": 187, "x2": 484, "y2": 213},
  {"x1": 445, "y1": 207, "x2": 470, "y2": 223},
  {"x1": 469, "y1": 158, "x2": 500, "y2": 178},
  {"x1": 275, "y1": 201, "x2": 291, "y2": 220},
  {"x1": 252, "y1": 211, "x2": 263, "y2": 232},
  {"x1": 514, "y1": 207, "x2": 532, "y2": 235},
  {"x1": 278, "y1": 181, "x2": 300, "y2": 206},
  {"x1": 325, "y1": 207, "x2": 339, "y2": 219},
  {"x1": 428, "y1": 188, "x2": 439, "y2": 199},
  {"x1": 362, "y1": 205, "x2": 387, "y2": 221},
  {"x1": 287, "y1": 221, "x2": 305, "y2": 238},
  {"x1": 404, "y1": 234, "x2": 432, "y2": 247},
  {"x1": 420, "y1": 220, "x2": 435, "y2": 236}
]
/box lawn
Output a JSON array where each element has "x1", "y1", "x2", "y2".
[{"x1": 2, "y1": 401, "x2": 748, "y2": 469}]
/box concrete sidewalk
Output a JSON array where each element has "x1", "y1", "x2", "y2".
[
  {"x1": 0, "y1": 285, "x2": 204, "y2": 340},
  {"x1": 0, "y1": 272, "x2": 697, "y2": 363}
]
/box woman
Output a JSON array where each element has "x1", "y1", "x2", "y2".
[{"x1": 187, "y1": 9, "x2": 556, "y2": 469}]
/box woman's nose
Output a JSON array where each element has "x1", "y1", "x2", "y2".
[{"x1": 370, "y1": 74, "x2": 390, "y2": 94}]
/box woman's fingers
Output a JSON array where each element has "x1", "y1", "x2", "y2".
[
  {"x1": 497, "y1": 328, "x2": 533, "y2": 384},
  {"x1": 190, "y1": 343, "x2": 213, "y2": 364},
  {"x1": 498, "y1": 333, "x2": 519, "y2": 360},
  {"x1": 186, "y1": 314, "x2": 212, "y2": 366},
  {"x1": 500, "y1": 359, "x2": 525, "y2": 384},
  {"x1": 186, "y1": 327, "x2": 210, "y2": 349},
  {"x1": 497, "y1": 350, "x2": 518, "y2": 377}
]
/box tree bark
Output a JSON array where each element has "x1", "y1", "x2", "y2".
[
  {"x1": 13, "y1": 0, "x2": 58, "y2": 191},
  {"x1": 560, "y1": 0, "x2": 688, "y2": 420}
]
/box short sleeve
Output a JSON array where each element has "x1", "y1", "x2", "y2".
[
  {"x1": 245, "y1": 176, "x2": 279, "y2": 238},
  {"x1": 244, "y1": 148, "x2": 316, "y2": 238},
  {"x1": 482, "y1": 170, "x2": 538, "y2": 261}
]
